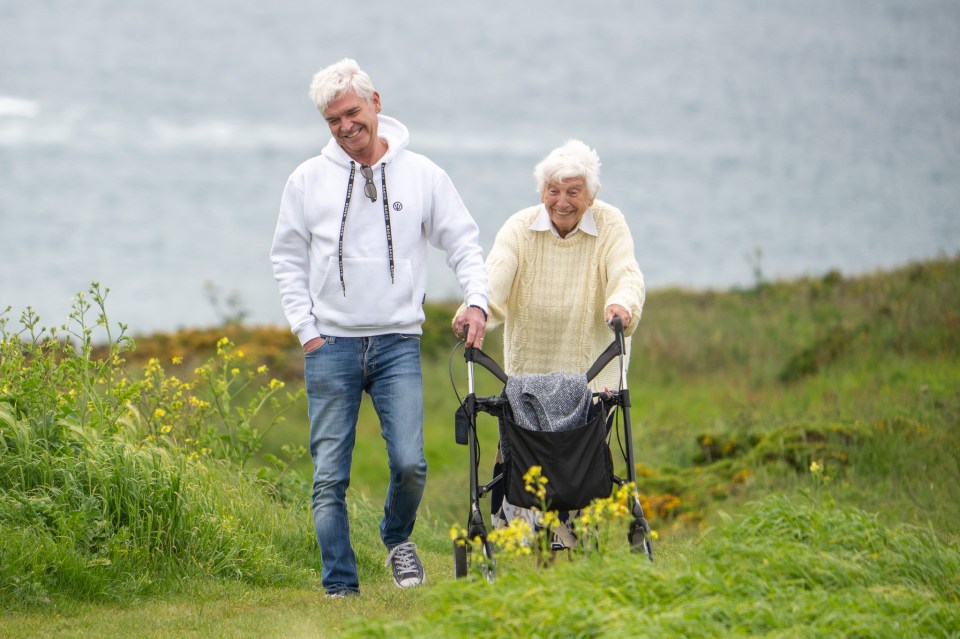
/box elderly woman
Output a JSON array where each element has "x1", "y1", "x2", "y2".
[
  {"x1": 453, "y1": 139, "x2": 645, "y2": 549},
  {"x1": 455, "y1": 138, "x2": 644, "y2": 391}
]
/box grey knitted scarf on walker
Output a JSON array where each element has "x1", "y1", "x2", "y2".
[{"x1": 504, "y1": 371, "x2": 591, "y2": 433}]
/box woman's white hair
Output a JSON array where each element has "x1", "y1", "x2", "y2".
[
  {"x1": 308, "y1": 58, "x2": 376, "y2": 114},
  {"x1": 534, "y1": 139, "x2": 602, "y2": 197}
]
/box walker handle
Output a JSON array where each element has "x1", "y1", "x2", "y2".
[
  {"x1": 462, "y1": 324, "x2": 508, "y2": 383},
  {"x1": 609, "y1": 315, "x2": 624, "y2": 338},
  {"x1": 587, "y1": 316, "x2": 627, "y2": 382},
  {"x1": 462, "y1": 323, "x2": 475, "y2": 362}
]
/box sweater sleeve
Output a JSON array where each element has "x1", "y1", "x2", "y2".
[
  {"x1": 482, "y1": 216, "x2": 523, "y2": 332},
  {"x1": 600, "y1": 208, "x2": 645, "y2": 337}
]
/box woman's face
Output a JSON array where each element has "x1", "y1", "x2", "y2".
[{"x1": 541, "y1": 177, "x2": 595, "y2": 238}]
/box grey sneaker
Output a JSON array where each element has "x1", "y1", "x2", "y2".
[
  {"x1": 324, "y1": 590, "x2": 358, "y2": 600},
  {"x1": 385, "y1": 541, "x2": 425, "y2": 588}
]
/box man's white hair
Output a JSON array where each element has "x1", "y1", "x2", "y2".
[
  {"x1": 308, "y1": 58, "x2": 376, "y2": 114},
  {"x1": 534, "y1": 139, "x2": 602, "y2": 197}
]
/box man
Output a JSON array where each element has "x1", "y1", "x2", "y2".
[{"x1": 271, "y1": 58, "x2": 488, "y2": 597}]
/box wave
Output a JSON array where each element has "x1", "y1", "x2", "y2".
[
  {"x1": 0, "y1": 96, "x2": 39, "y2": 118},
  {"x1": 0, "y1": 113, "x2": 567, "y2": 156},
  {"x1": 0, "y1": 107, "x2": 744, "y2": 164},
  {"x1": 145, "y1": 119, "x2": 317, "y2": 150},
  {"x1": 0, "y1": 110, "x2": 319, "y2": 150}
]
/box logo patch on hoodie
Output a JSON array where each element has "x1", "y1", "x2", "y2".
[{"x1": 393, "y1": 201, "x2": 403, "y2": 212}]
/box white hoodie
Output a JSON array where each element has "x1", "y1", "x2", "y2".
[{"x1": 270, "y1": 115, "x2": 488, "y2": 342}]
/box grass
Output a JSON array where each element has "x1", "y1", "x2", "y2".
[
  {"x1": 1, "y1": 254, "x2": 958, "y2": 637},
  {"x1": 348, "y1": 497, "x2": 960, "y2": 638}
]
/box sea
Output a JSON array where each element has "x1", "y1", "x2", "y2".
[{"x1": 2, "y1": 0, "x2": 959, "y2": 336}]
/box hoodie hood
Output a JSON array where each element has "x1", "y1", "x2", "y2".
[{"x1": 320, "y1": 115, "x2": 410, "y2": 168}]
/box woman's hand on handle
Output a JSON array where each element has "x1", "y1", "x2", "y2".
[{"x1": 605, "y1": 304, "x2": 631, "y2": 329}]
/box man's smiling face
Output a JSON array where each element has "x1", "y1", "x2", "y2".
[{"x1": 323, "y1": 88, "x2": 382, "y2": 164}]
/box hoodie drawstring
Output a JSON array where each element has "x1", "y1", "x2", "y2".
[{"x1": 338, "y1": 161, "x2": 395, "y2": 296}]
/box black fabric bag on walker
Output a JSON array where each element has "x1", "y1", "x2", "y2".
[{"x1": 501, "y1": 400, "x2": 613, "y2": 512}]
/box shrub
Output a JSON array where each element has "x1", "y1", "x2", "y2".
[{"x1": 0, "y1": 284, "x2": 313, "y2": 608}]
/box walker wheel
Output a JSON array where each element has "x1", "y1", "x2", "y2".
[
  {"x1": 479, "y1": 539, "x2": 497, "y2": 583},
  {"x1": 454, "y1": 539, "x2": 468, "y2": 578},
  {"x1": 629, "y1": 520, "x2": 654, "y2": 562},
  {"x1": 452, "y1": 537, "x2": 497, "y2": 582}
]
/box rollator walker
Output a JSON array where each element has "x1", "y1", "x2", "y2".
[{"x1": 452, "y1": 317, "x2": 654, "y2": 579}]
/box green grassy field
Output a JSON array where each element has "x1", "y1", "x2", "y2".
[{"x1": 1, "y1": 255, "x2": 958, "y2": 638}]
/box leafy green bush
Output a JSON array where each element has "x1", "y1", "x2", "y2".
[
  {"x1": 0, "y1": 285, "x2": 314, "y2": 608},
  {"x1": 0, "y1": 405, "x2": 315, "y2": 606}
]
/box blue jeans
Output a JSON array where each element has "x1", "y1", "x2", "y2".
[{"x1": 304, "y1": 333, "x2": 426, "y2": 594}]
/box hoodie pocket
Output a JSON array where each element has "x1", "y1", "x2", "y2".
[{"x1": 315, "y1": 256, "x2": 417, "y2": 329}]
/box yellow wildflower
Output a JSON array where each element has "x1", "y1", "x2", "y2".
[
  {"x1": 522, "y1": 466, "x2": 548, "y2": 501},
  {"x1": 522, "y1": 466, "x2": 539, "y2": 482},
  {"x1": 487, "y1": 519, "x2": 533, "y2": 557}
]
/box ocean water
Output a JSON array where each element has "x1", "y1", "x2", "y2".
[{"x1": 2, "y1": 0, "x2": 959, "y2": 335}]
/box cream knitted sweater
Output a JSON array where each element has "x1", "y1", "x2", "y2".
[{"x1": 466, "y1": 200, "x2": 645, "y2": 392}]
